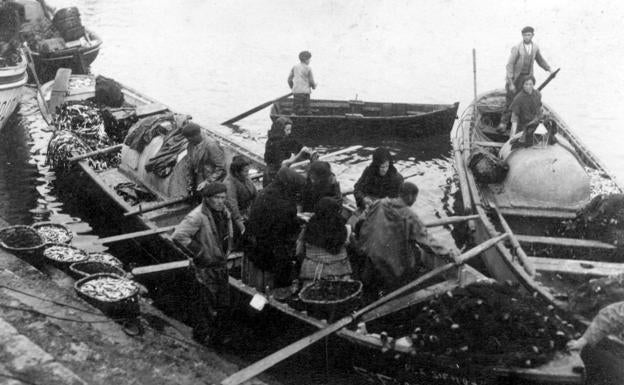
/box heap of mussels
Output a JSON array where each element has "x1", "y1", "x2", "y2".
[
  {"x1": 78, "y1": 276, "x2": 138, "y2": 302},
  {"x1": 368, "y1": 281, "x2": 577, "y2": 368}
]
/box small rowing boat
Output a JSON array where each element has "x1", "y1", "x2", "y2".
[
  {"x1": 454, "y1": 88, "x2": 624, "y2": 382},
  {"x1": 270, "y1": 97, "x2": 459, "y2": 139},
  {"x1": 40, "y1": 74, "x2": 584, "y2": 384}
]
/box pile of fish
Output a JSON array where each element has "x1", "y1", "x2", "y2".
[
  {"x1": 43, "y1": 244, "x2": 88, "y2": 263},
  {"x1": 87, "y1": 252, "x2": 123, "y2": 268},
  {"x1": 78, "y1": 276, "x2": 138, "y2": 302},
  {"x1": 47, "y1": 102, "x2": 121, "y2": 172},
  {"x1": 35, "y1": 224, "x2": 72, "y2": 244},
  {"x1": 368, "y1": 282, "x2": 577, "y2": 368}
]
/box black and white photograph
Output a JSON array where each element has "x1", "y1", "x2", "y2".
[{"x1": 0, "y1": 0, "x2": 623, "y2": 384}]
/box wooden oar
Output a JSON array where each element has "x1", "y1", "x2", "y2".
[
  {"x1": 95, "y1": 225, "x2": 176, "y2": 245},
  {"x1": 23, "y1": 43, "x2": 51, "y2": 124},
  {"x1": 537, "y1": 68, "x2": 561, "y2": 91},
  {"x1": 249, "y1": 145, "x2": 362, "y2": 180},
  {"x1": 222, "y1": 93, "x2": 293, "y2": 125},
  {"x1": 124, "y1": 196, "x2": 189, "y2": 217},
  {"x1": 491, "y1": 202, "x2": 535, "y2": 276},
  {"x1": 69, "y1": 144, "x2": 124, "y2": 163},
  {"x1": 220, "y1": 233, "x2": 509, "y2": 385}
]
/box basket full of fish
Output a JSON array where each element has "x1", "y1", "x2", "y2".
[
  {"x1": 32, "y1": 222, "x2": 73, "y2": 244},
  {"x1": 86, "y1": 252, "x2": 123, "y2": 268},
  {"x1": 43, "y1": 243, "x2": 89, "y2": 269},
  {"x1": 74, "y1": 273, "x2": 140, "y2": 316}
]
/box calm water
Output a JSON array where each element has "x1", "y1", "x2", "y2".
[{"x1": 3, "y1": 0, "x2": 624, "y2": 383}]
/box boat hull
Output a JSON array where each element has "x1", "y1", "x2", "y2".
[
  {"x1": 0, "y1": 54, "x2": 28, "y2": 131},
  {"x1": 270, "y1": 99, "x2": 459, "y2": 139}
]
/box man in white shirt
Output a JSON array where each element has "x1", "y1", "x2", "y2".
[
  {"x1": 287, "y1": 51, "x2": 317, "y2": 115},
  {"x1": 498, "y1": 26, "x2": 553, "y2": 132}
]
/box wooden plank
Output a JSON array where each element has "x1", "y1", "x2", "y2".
[
  {"x1": 68, "y1": 144, "x2": 123, "y2": 163},
  {"x1": 475, "y1": 141, "x2": 504, "y2": 148},
  {"x1": 528, "y1": 257, "x2": 624, "y2": 277},
  {"x1": 135, "y1": 102, "x2": 169, "y2": 118},
  {"x1": 498, "y1": 207, "x2": 578, "y2": 219},
  {"x1": 516, "y1": 234, "x2": 616, "y2": 250},
  {"x1": 95, "y1": 225, "x2": 177, "y2": 245},
  {"x1": 492, "y1": 203, "x2": 535, "y2": 276},
  {"x1": 131, "y1": 253, "x2": 243, "y2": 277},
  {"x1": 49, "y1": 68, "x2": 72, "y2": 115}
]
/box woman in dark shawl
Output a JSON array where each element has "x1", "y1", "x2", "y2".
[
  {"x1": 299, "y1": 161, "x2": 342, "y2": 213},
  {"x1": 298, "y1": 197, "x2": 352, "y2": 282},
  {"x1": 353, "y1": 147, "x2": 404, "y2": 209},
  {"x1": 245, "y1": 167, "x2": 306, "y2": 289},
  {"x1": 263, "y1": 117, "x2": 309, "y2": 187}
]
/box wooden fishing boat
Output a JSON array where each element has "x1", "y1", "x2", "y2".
[
  {"x1": 454, "y1": 88, "x2": 624, "y2": 382},
  {"x1": 0, "y1": 49, "x2": 27, "y2": 130},
  {"x1": 14, "y1": 0, "x2": 102, "y2": 82},
  {"x1": 39, "y1": 75, "x2": 584, "y2": 384},
  {"x1": 270, "y1": 98, "x2": 459, "y2": 138}
]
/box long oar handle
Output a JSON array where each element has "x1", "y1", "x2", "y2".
[
  {"x1": 222, "y1": 92, "x2": 293, "y2": 125},
  {"x1": 537, "y1": 68, "x2": 561, "y2": 91},
  {"x1": 95, "y1": 225, "x2": 177, "y2": 245},
  {"x1": 69, "y1": 144, "x2": 124, "y2": 163},
  {"x1": 491, "y1": 203, "x2": 535, "y2": 276},
  {"x1": 220, "y1": 232, "x2": 509, "y2": 385}
]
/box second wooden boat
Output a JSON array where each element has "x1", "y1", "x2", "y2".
[
  {"x1": 270, "y1": 97, "x2": 459, "y2": 138},
  {"x1": 0, "y1": 49, "x2": 27, "y2": 130}
]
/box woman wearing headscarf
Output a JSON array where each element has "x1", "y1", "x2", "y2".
[
  {"x1": 298, "y1": 197, "x2": 352, "y2": 282},
  {"x1": 245, "y1": 167, "x2": 306, "y2": 289},
  {"x1": 299, "y1": 161, "x2": 342, "y2": 213},
  {"x1": 263, "y1": 117, "x2": 313, "y2": 187},
  {"x1": 353, "y1": 147, "x2": 404, "y2": 209}
]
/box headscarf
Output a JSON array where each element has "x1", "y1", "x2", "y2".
[
  {"x1": 268, "y1": 117, "x2": 293, "y2": 139},
  {"x1": 271, "y1": 167, "x2": 305, "y2": 200},
  {"x1": 304, "y1": 197, "x2": 347, "y2": 254},
  {"x1": 307, "y1": 161, "x2": 332, "y2": 184},
  {"x1": 371, "y1": 147, "x2": 398, "y2": 175}
]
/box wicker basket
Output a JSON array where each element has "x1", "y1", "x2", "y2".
[
  {"x1": 32, "y1": 222, "x2": 73, "y2": 244},
  {"x1": 74, "y1": 273, "x2": 140, "y2": 317},
  {"x1": 0, "y1": 225, "x2": 46, "y2": 263},
  {"x1": 69, "y1": 261, "x2": 127, "y2": 279},
  {"x1": 42, "y1": 243, "x2": 89, "y2": 270},
  {"x1": 298, "y1": 279, "x2": 363, "y2": 320},
  {"x1": 86, "y1": 252, "x2": 123, "y2": 268}
]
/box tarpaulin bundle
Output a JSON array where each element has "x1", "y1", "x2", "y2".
[
  {"x1": 114, "y1": 182, "x2": 156, "y2": 206},
  {"x1": 143, "y1": 114, "x2": 191, "y2": 178},
  {"x1": 124, "y1": 112, "x2": 175, "y2": 152},
  {"x1": 468, "y1": 146, "x2": 508, "y2": 184}
]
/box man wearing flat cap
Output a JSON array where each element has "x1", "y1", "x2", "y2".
[
  {"x1": 499, "y1": 26, "x2": 553, "y2": 132},
  {"x1": 172, "y1": 181, "x2": 233, "y2": 346},
  {"x1": 181, "y1": 122, "x2": 227, "y2": 196}
]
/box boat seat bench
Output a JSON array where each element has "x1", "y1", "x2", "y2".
[
  {"x1": 529, "y1": 256, "x2": 624, "y2": 277},
  {"x1": 516, "y1": 234, "x2": 616, "y2": 250}
]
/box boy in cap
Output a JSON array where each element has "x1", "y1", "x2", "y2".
[
  {"x1": 181, "y1": 122, "x2": 227, "y2": 196},
  {"x1": 499, "y1": 26, "x2": 553, "y2": 132},
  {"x1": 287, "y1": 50, "x2": 317, "y2": 115},
  {"x1": 172, "y1": 182, "x2": 233, "y2": 346}
]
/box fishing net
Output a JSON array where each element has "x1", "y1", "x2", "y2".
[
  {"x1": 47, "y1": 102, "x2": 120, "y2": 172},
  {"x1": 367, "y1": 281, "x2": 577, "y2": 368}
]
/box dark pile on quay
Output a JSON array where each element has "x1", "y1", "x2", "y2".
[{"x1": 368, "y1": 281, "x2": 578, "y2": 368}]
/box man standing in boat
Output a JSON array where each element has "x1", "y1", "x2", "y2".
[
  {"x1": 356, "y1": 182, "x2": 459, "y2": 294},
  {"x1": 181, "y1": 122, "x2": 227, "y2": 197},
  {"x1": 288, "y1": 51, "x2": 317, "y2": 115},
  {"x1": 498, "y1": 26, "x2": 553, "y2": 132},
  {"x1": 172, "y1": 182, "x2": 233, "y2": 346}
]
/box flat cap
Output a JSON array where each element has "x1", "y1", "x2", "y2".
[{"x1": 521, "y1": 26, "x2": 534, "y2": 34}]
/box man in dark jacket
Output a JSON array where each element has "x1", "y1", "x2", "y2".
[
  {"x1": 181, "y1": 122, "x2": 227, "y2": 195},
  {"x1": 172, "y1": 182, "x2": 232, "y2": 345}
]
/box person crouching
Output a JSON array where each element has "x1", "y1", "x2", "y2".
[{"x1": 172, "y1": 182, "x2": 233, "y2": 346}]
